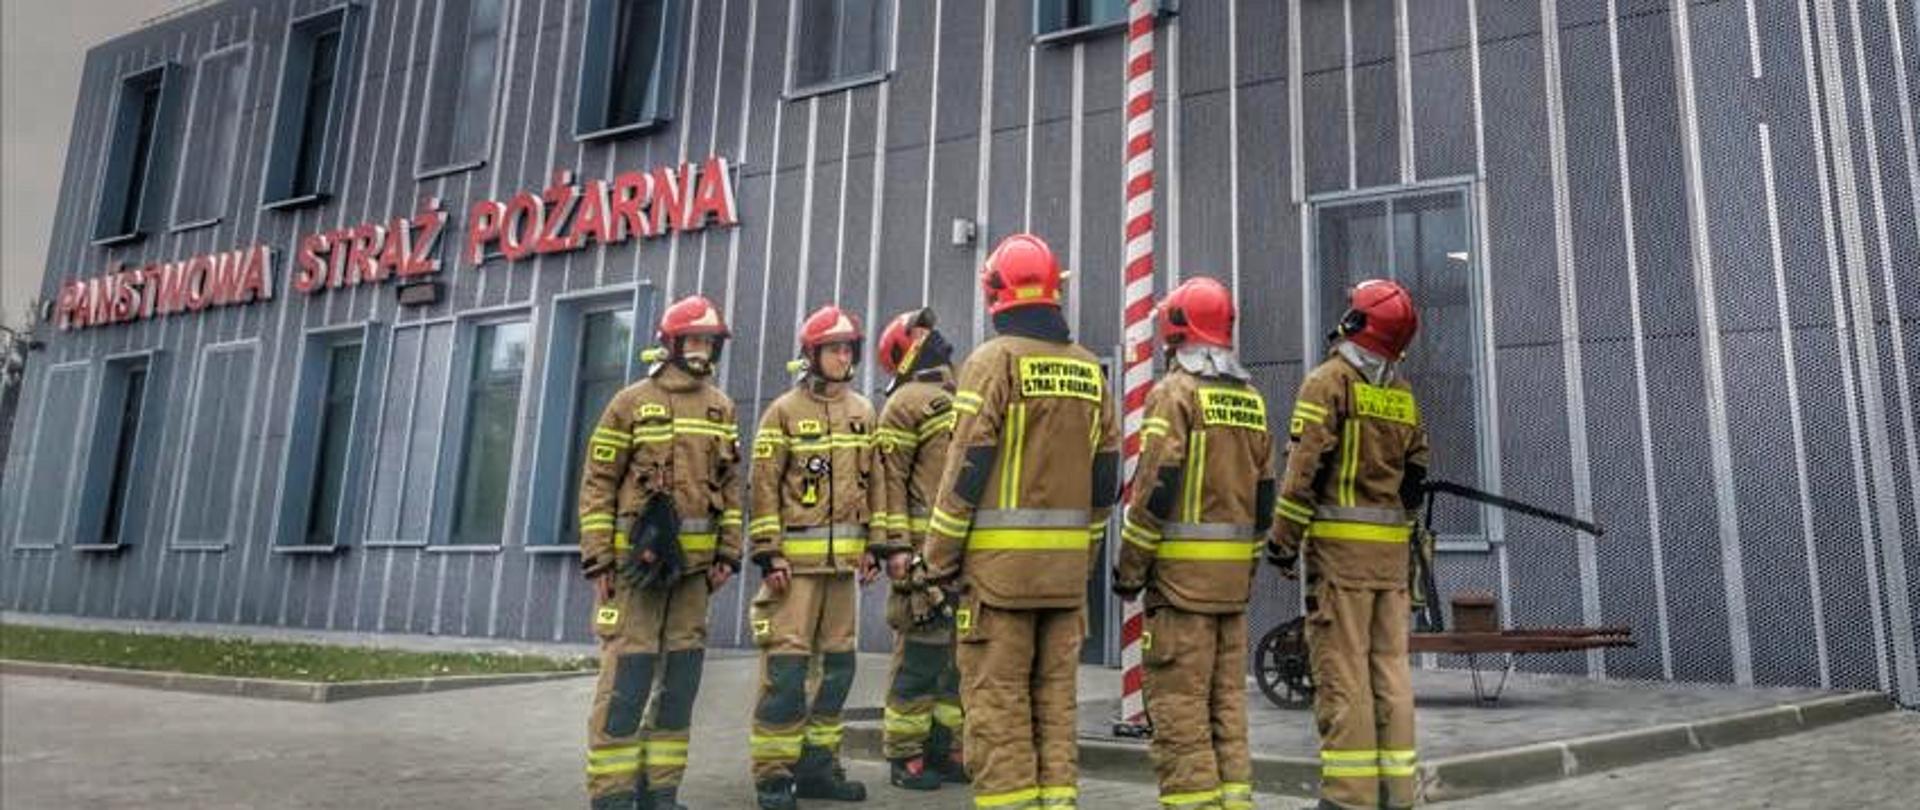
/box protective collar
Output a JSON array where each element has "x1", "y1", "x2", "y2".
[{"x1": 1171, "y1": 346, "x2": 1251, "y2": 381}]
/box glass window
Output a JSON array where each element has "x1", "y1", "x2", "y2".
[
  {"x1": 305, "y1": 343, "x2": 362, "y2": 545},
  {"x1": 576, "y1": 0, "x2": 685, "y2": 138},
  {"x1": 93, "y1": 65, "x2": 175, "y2": 243},
  {"x1": 265, "y1": 8, "x2": 356, "y2": 206},
  {"x1": 172, "y1": 47, "x2": 249, "y2": 226},
  {"x1": 1034, "y1": 0, "x2": 1139, "y2": 38},
  {"x1": 1313, "y1": 187, "x2": 1486, "y2": 543},
  {"x1": 99, "y1": 366, "x2": 148, "y2": 545},
  {"x1": 790, "y1": 0, "x2": 890, "y2": 94},
  {"x1": 451, "y1": 320, "x2": 530, "y2": 545},
  {"x1": 176, "y1": 345, "x2": 257, "y2": 546},
  {"x1": 559, "y1": 310, "x2": 635, "y2": 545},
  {"x1": 417, "y1": 0, "x2": 504, "y2": 172}
]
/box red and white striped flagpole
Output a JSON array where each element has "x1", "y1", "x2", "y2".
[{"x1": 1116, "y1": 0, "x2": 1157, "y2": 733}]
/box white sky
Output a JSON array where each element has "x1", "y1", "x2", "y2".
[{"x1": 2, "y1": 0, "x2": 186, "y2": 331}]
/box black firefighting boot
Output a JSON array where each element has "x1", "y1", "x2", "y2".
[
  {"x1": 793, "y1": 745, "x2": 868, "y2": 801},
  {"x1": 888, "y1": 756, "x2": 943, "y2": 791},
  {"x1": 925, "y1": 724, "x2": 968, "y2": 784},
  {"x1": 643, "y1": 787, "x2": 688, "y2": 810},
  {"x1": 756, "y1": 777, "x2": 797, "y2": 810},
  {"x1": 590, "y1": 792, "x2": 638, "y2": 810}
]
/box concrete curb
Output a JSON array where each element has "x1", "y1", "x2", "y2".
[
  {"x1": 841, "y1": 691, "x2": 1895, "y2": 801},
  {"x1": 0, "y1": 659, "x2": 593, "y2": 703}
]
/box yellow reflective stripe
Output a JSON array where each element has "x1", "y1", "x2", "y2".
[
  {"x1": 1321, "y1": 749, "x2": 1376, "y2": 761},
  {"x1": 1290, "y1": 404, "x2": 1326, "y2": 425},
  {"x1": 966, "y1": 528, "x2": 1090, "y2": 551},
  {"x1": 1294, "y1": 400, "x2": 1329, "y2": 419},
  {"x1": 875, "y1": 427, "x2": 919, "y2": 449},
  {"x1": 1310, "y1": 520, "x2": 1412, "y2": 544},
  {"x1": 929, "y1": 508, "x2": 971, "y2": 538},
  {"x1": 1339, "y1": 419, "x2": 1361, "y2": 507},
  {"x1": 999, "y1": 403, "x2": 1028, "y2": 509},
  {"x1": 679, "y1": 533, "x2": 718, "y2": 553},
  {"x1": 1275, "y1": 497, "x2": 1315, "y2": 524},
  {"x1": 1380, "y1": 764, "x2": 1418, "y2": 777},
  {"x1": 933, "y1": 700, "x2": 964, "y2": 729},
  {"x1": 1037, "y1": 785, "x2": 1078, "y2": 804},
  {"x1": 1142, "y1": 416, "x2": 1172, "y2": 440},
  {"x1": 748, "y1": 517, "x2": 783, "y2": 536},
  {"x1": 1159, "y1": 788, "x2": 1222, "y2": 807},
  {"x1": 975, "y1": 787, "x2": 1040, "y2": 808},
  {"x1": 953, "y1": 390, "x2": 985, "y2": 415},
  {"x1": 1182, "y1": 432, "x2": 1208, "y2": 522},
  {"x1": 718, "y1": 510, "x2": 744, "y2": 528},
  {"x1": 919, "y1": 412, "x2": 957, "y2": 437},
  {"x1": 1379, "y1": 748, "x2": 1418, "y2": 776},
  {"x1": 1323, "y1": 765, "x2": 1381, "y2": 778},
  {"x1": 1219, "y1": 782, "x2": 1253, "y2": 805},
  {"x1": 1156, "y1": 540, "x2": 1260, "y2": 561},
  {"x1": 585, "y1": 745, "x2": 643, "y2": 775},
  {"x1": 805, "y1": 722, "x2": 845, "y2": 747},
  {"x1": 579, "y1": 512, "x2": 616, "y2": 526},
  {"x1": 908, "y1": 515, "x2": 931, "y2": 533},
  {"x1": 671, "y1": 418, "x2": 738, "y2": 437},
  {"x1": 1120, "y1": 517, "x2": 1161, "y2": 550},
  {"x1": 884, "y1": 707, "x2": 934, "y2": 736},
  {"x1": 780, "y1": 537, "x2": 868, "y2": 557},
  {"x1": 749, "y1": 734, "x2": 805, "y2": 760}
]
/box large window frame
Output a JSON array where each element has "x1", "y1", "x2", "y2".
[
  {"x1": 73, "y1": 351, "x2": 161, "y2": 552},
  {"x1": 170, "y1": 44, "x2": 252, "y2": 230},
  {"x1": 1033, "y1": 0, "x2": 1177, "y2": 44},
  {"x1": 168, "y1": 340, "x2": 262, "y2": 551},
  {"x1": 7, "y1": 361, "x2": 93, "y2": 550},
  {"x1": 1306, "y1": 178, "x2": 1498, "y2": 551},
  {"x1": 574, "y1": 0, "x2": 690, "y2": 141},
  {"x1": 784, "y1": 0, "x2": 895, "y2": 100},
  {"x1": 523, "y1": 285, "x2": 656, "y2": 552},
  {"x1": 92, "y1": 63, "x2": 181, "y2": 245},
  {"x1": 435, "y1": 308, "x2": 536, "y2": 549},
  {"x1": 262, "y1": 4, "x2": 362, "y2": 210},
  {"x1": 274, "y1": 323, "x2": 380, "y2": 553},
  {"x1": 414, "y1": 0, "x2": 509, "y2": 178}
]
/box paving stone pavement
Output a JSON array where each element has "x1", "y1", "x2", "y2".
[{"x1": 1443, "y1": 709, "x2": 1920, "y2": 809}]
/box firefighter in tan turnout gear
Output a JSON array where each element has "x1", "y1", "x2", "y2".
[
  {"x1": 924, "y1": 233, "x2": 1122, "y2": 810},
  {"x1": 1267, "y1": 279, "x2": 1430, "y2": 810},
  {"x1": 1112, "y1": 277, "x2": 1273, "y2": 810},
  {"x1": 578, "y1": 294, "x2": 744, "y2": 810},
  {"x1": 870, "y1": 307, "x2": 967, "y2": 791},
  {"x1": 748, "y1": 305, "x2": 882, "y2": 810}
]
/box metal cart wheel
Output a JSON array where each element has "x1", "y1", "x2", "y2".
[{"x1": 1254, "y1": 617, "x2": 1314, "y2": 709}]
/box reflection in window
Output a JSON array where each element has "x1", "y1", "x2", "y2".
[
  {"x1": 790, "y1": 0, "x2": 890, "y2": 93},
  {"x1": 418, "y1": 0, "x2": 504, "y2": 171},
  {"x1": 306, "y1": 343, "x2": 362, "y2": 545},
  {"x1": 451, "y1": 320, "x2": 530, "y2": 545}
]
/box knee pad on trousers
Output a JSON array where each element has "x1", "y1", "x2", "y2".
[
  {"x1": 757, "y1": 655, "x2": 810, "y2": 725},
  {"x1": 814, "y1": 651, "x2": 857, "y2": 715},
  {"x1": 654, "y1": 649, "x2": 705, "y2": 730},
  {"x1": 604, "y1": 653, "x2": 658, "y2": 737},
  {"x1": 892, "y1": 643, "x2": 945, "y2": 701}
]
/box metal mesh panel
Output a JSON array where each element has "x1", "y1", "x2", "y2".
[
  {"x1": 367, "y1": 327, "x2": 424, "y2": 542},
  {"x1": 1642, "y1": 335, "x2": 1735, "y2": 684},
  {"x1": 1492, "y1": 345, "x2": 1584, "y2": 676},
  {"x1": 1409, "y1": 48, "x2": 1474, "y2": 181},
  {"x1": 1302, "y1": 70, "x2": 1348, "y2": 195},
  {"x1": 1243, "y1": 361, "x2": 1306, "y2": 662},
  {"x1": 177, "y1": 345, "x2": 256, "y2": 545},
  {"x1": 1581, "y1": 344, "x2": 1668, "y2": 680},
  {"x1": 1352, "y1": 62, "x2": 1399, "y2": 188},
  {"x1": 1793, "y1": 329, "x2": 1883, "y2": 691}
]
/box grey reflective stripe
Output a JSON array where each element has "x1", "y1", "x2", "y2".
[
  {"x1": 1313, "y1": 505, "x2": 1408, "y2": 525},
  {"x1": 1160, "y1": 522, "x2": 1257, "y2": 540},
  {"x1": 680, "y1": 518, "x2": 714, "y2": 533},
  {"x1": 971, "y1": 508, "x2": 1092, "y2": 529},
  {"x1": 784, "y1": 524, "x2": 869, "y2": 539}
]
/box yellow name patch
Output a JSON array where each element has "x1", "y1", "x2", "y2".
[
  {"x1": 1352, "y1": 382, "x2": 1419, "y2": 425},
  {"x1": 591, "y1": 445, "x2": 619, "y2": 462},
  {"x1": 639, "y1": 402, "x2": 669, "y2": 419},
  {"x1": 595, "y1": 606, "x2": 621, "y2": 626},
  {"x1": 795, "y1": 419, "x2": 824, "y2": 436},
  {"x1": 1196, "y1": 388, "x2": 1267, "y2": 430},
  {"x1": 1017, "y1": 357, "x2": 1103, "y2": 402}
]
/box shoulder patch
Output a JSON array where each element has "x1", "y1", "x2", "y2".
[
  {"x1": 1196, "y1": 387, "x2": 1267, "y2": 431},
  {"x1": 1351, "y1": 382, "x2": 1419, "y2": 425},
  {"x1": 1016, "y1": 356, "x2": 1104, "y2": 402}
]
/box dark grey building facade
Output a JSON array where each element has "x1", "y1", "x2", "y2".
[{"x1": 3, "y1": 0, "x2": 1916, "y2": 705}]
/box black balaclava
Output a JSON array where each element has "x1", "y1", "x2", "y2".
[{"x1": 991, "y1": 305, "x2": 1071, "y2": 343}]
